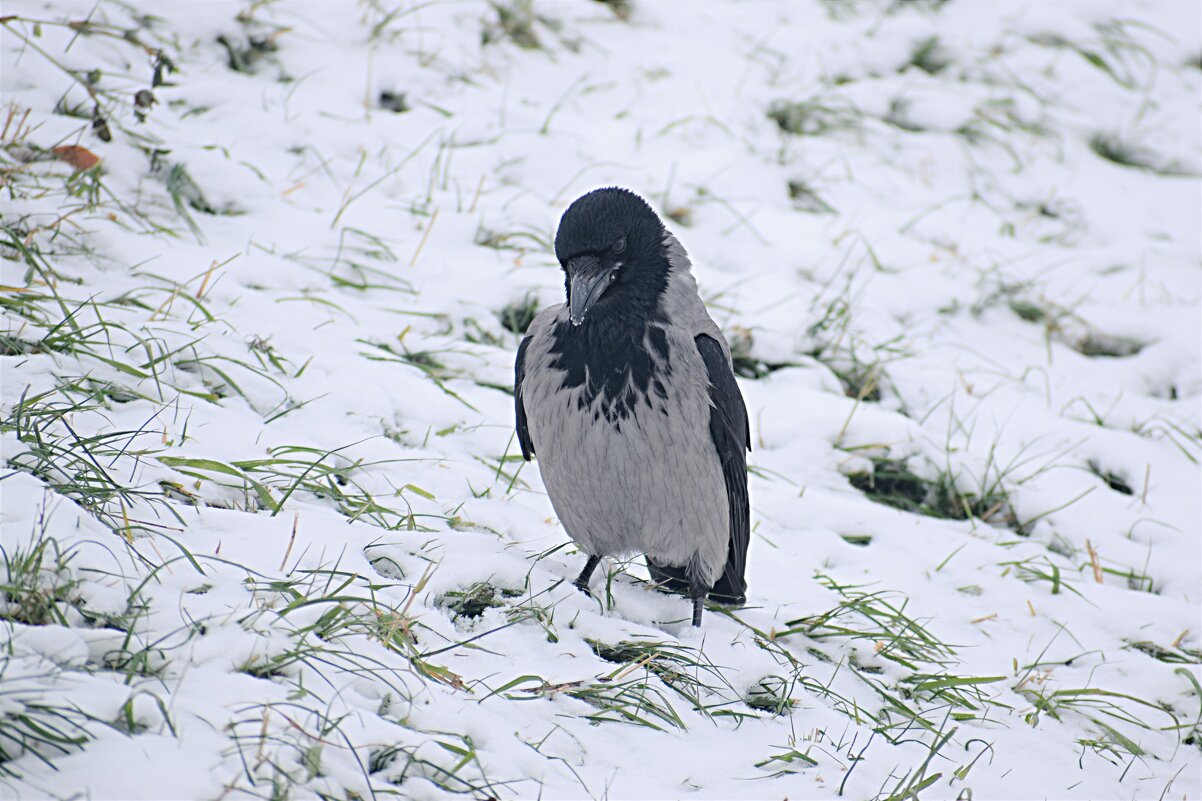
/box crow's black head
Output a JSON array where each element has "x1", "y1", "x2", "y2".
[{"x1": 554, "y1": 187, "x2": 669, "y2": 326}]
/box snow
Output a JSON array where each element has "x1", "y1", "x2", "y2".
[{"x1": 1, "y1": 0, "x2": 1199, "y2": 798}]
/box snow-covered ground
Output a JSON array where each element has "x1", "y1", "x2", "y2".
[{"x1": 2, "y1": 1, "x2": 1200, "y2": 798}]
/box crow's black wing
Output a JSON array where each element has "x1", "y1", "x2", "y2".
[
  {"x1": 515, "y1": 336, "x2": 535, "y2": 461},
  {"x1": 695, "y1": 333, "x2": 750, "y2": 603}
]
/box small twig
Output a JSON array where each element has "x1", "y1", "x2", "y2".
[
  {"x1": 612, "y1": 652, "x2": 657, "y2": 682},
  {"x1": 521, "y1": 680, "x2": 585, "y2": 695},
  {"x1": 253, "y1": 705, "x2": 270, "y2": 768},
  {"x1": 148, "y1": 286, "x2": 179, "y2": 322},
  {"x1": 979, "y1": 500, "x2": 1004, "y2": 522},
  {"x1": 1085, "y1": 539, "x2": 1104, "y2": 583},
  {"x1": 468, "y1": 174, "x2": 485, "y2": 213},
  {"x1": 196, "y1": 253, "x2": 237, "y2": 299},
  {"x1": 278, "y1": 512, "x2": 298, "y2": 571},
  {"x1": 409, "y1": 207, "x2": 439, "y2": 268}
]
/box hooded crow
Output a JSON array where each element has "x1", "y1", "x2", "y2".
[{"x1": 514, "y1": 187, "x2": 750, "y2": 627}]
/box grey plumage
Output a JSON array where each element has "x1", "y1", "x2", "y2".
[
  {"x1": 515, "y1": 187, "x2": 750, "y2": 626},
  {"x1": 521, "y1": 257, "x2": 728, "y2": 572}
]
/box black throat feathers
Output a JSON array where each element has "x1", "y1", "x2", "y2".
[{"x1": 548, "y1": 252, "x2": 673, "y2": 427}]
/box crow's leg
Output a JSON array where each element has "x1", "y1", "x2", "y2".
[
  {"x1": 574, "y1": 555, "x2": 602, "y2": 596},
  {"x1": 689, "y1": 579, "x2": 710, "y2": 628}
]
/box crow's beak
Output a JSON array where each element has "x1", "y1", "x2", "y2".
[{"x1": 567, "y1": 256, "x2": 609, "y2": 326}]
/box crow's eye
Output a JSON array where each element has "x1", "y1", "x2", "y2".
[{"x1": 613, "y1": 237, "x2": 626, "y2": 255}]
